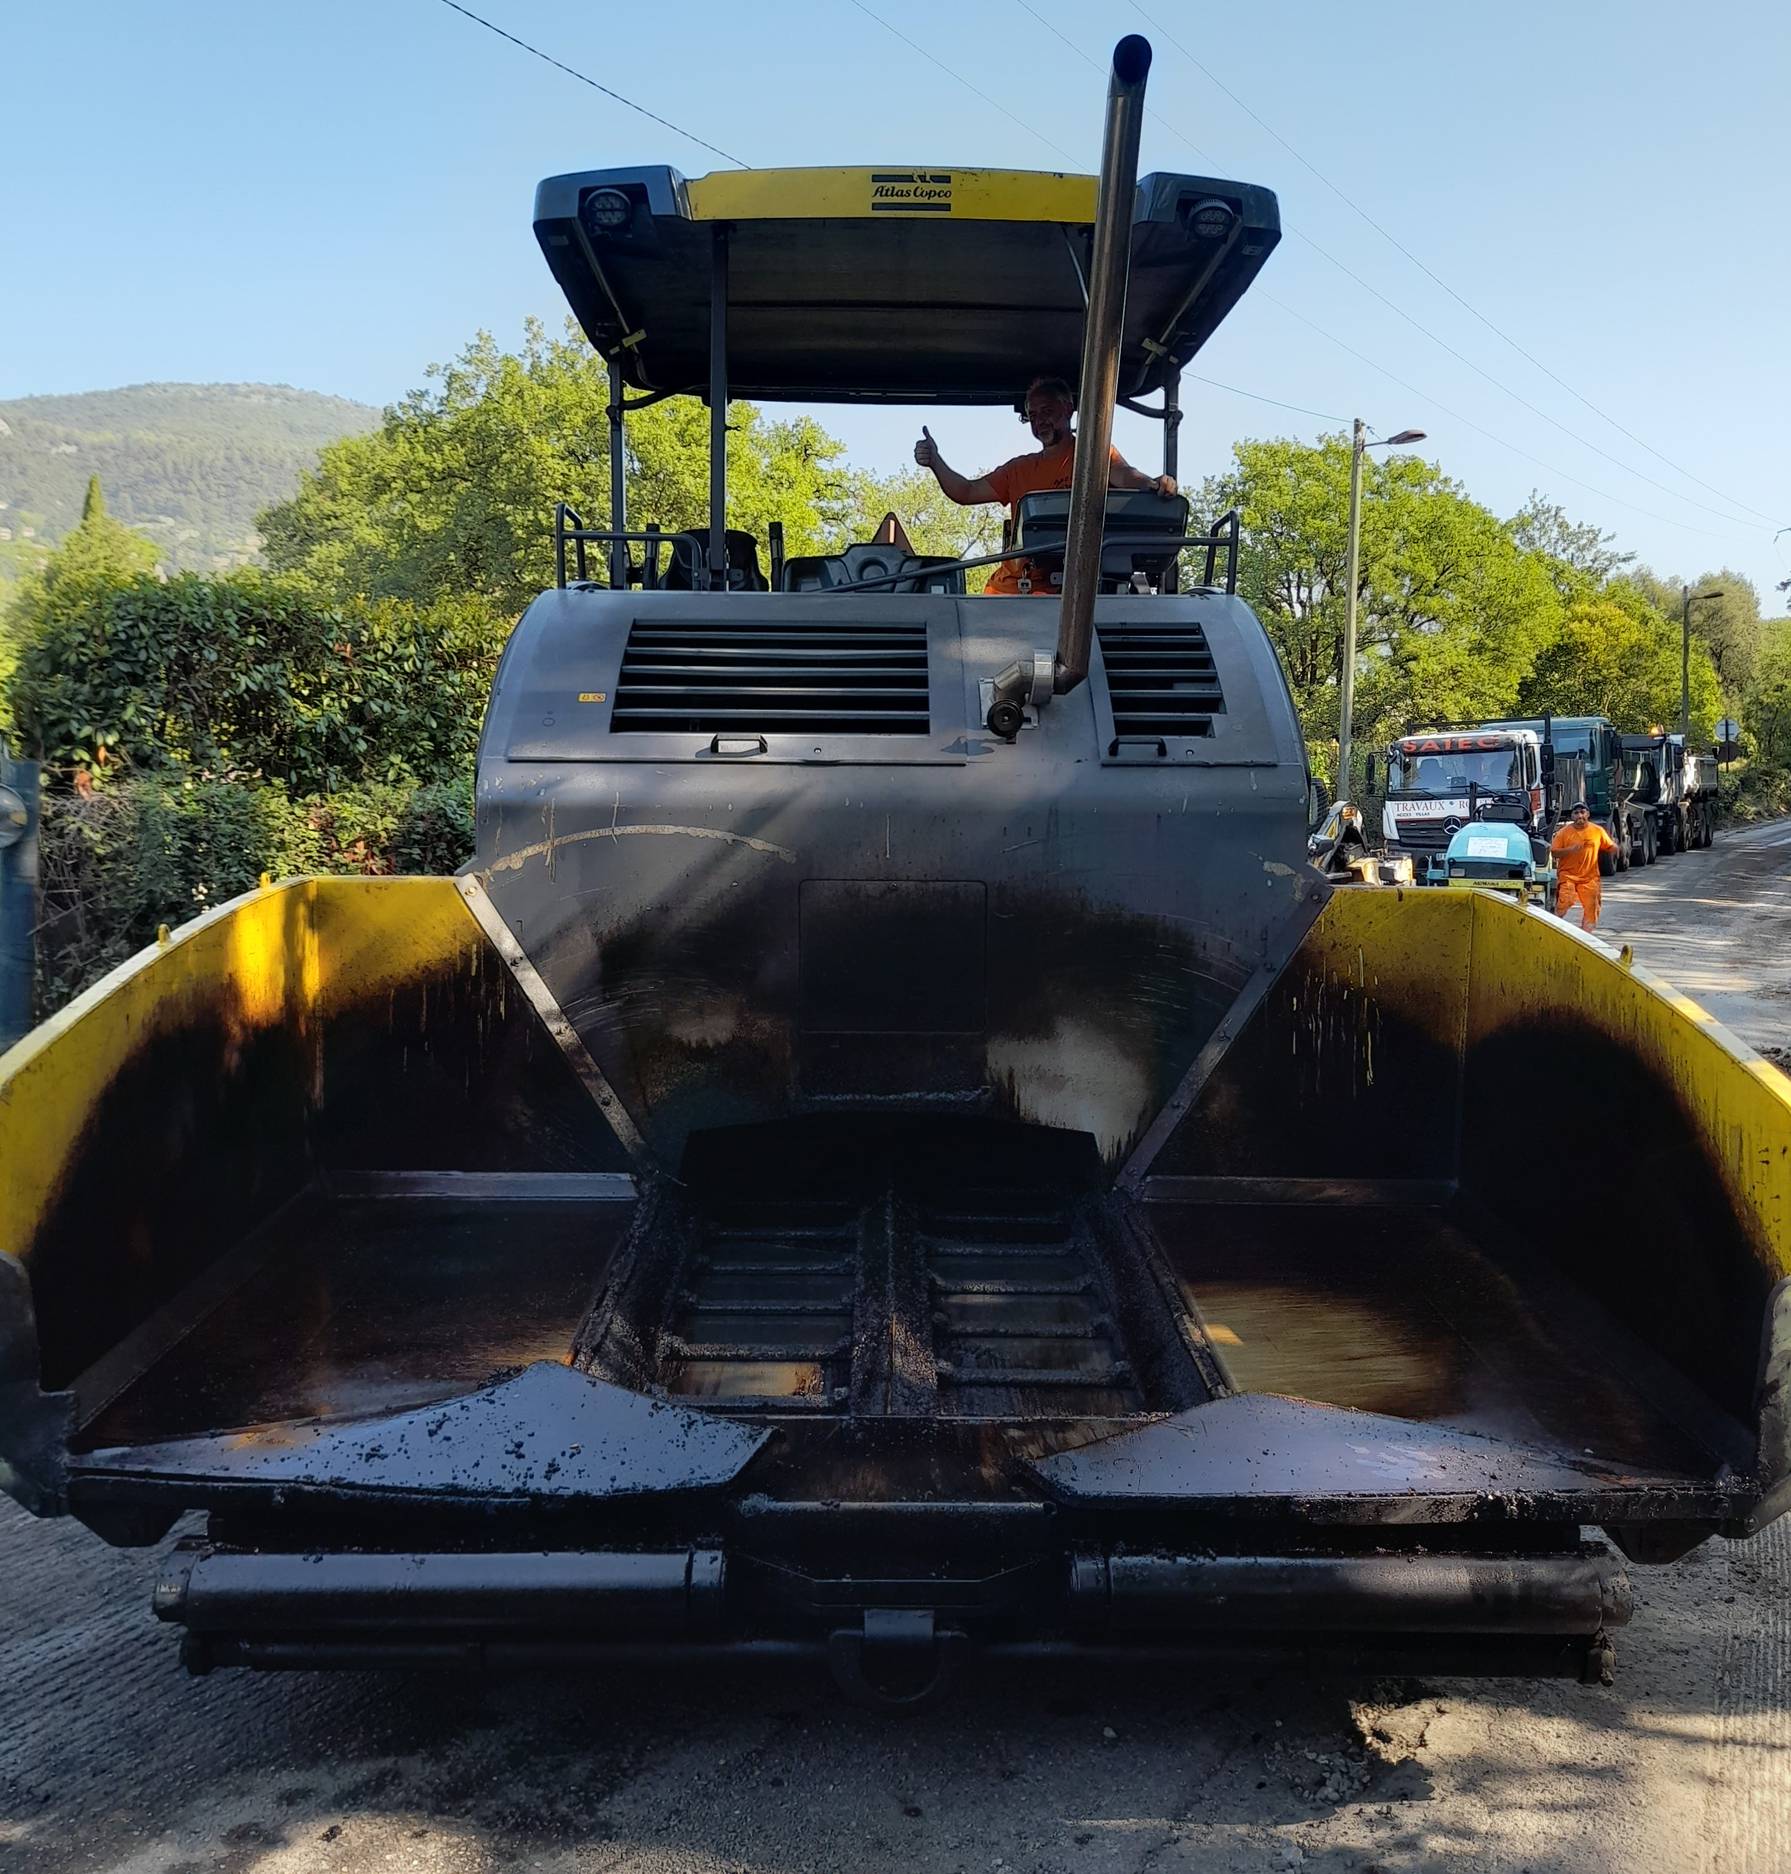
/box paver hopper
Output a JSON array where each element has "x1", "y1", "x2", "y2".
[{"x1": 4, "y1": 40, "x2": 1790, "y2": 1700}]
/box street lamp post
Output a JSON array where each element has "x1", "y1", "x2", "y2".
[
  {"x1": 1681, "y1": 585, "x2": 1725, "y2": 739},
  {"x1": 1339, "y1": 421, "x2": 1427, "y2": 801}
]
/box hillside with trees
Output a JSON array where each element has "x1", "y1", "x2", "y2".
[{"x1": 0, "y1": 382, "x2": 378, "y2": 580}]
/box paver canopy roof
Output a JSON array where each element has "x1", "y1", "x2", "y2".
[{"x1": 533, "y1": 165, "x2": 1281, "y2": 405}]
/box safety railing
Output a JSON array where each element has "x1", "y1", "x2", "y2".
[
  {"x1": 554, "y1": 505, "x2": 683, "y2": 591},
  {"x1": 552, "y1": 502, "x2": 1243, "y2": 595},
  {"x1": 1202, "y1": 508, "x2": 1241, "y2": 595}
]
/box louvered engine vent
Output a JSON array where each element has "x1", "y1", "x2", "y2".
[
  {"x1": 610, "y1": 619, "x2": 930, "y2": 736},
  {"x1": 1096, "y1": 620, "x2": 1224, "y2": 738}
]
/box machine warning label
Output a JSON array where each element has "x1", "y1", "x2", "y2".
[
  {"x1": 577, "y1": 692, "x2": 607, "y2": 703},
  {"x1": 870, "y1": 172, "x2": 954, "y2": 213}
]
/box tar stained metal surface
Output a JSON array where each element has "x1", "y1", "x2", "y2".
[
  {"x1": 1152, "y1": 1200, "x2": 1741, "y2": 1480},
  {"x1": 920, "y1": 1183, "x2": 1142, "y2": 1419},
  {"x1": 660, "y1": 1181, "x2": 1145, "y2": 1416},
  {"x1": 662, "y1": 1190, "x2": 861, "y2": 1407},
  {"x1": 77, "y1": 1192, "x2": 631, "y2": 1448},
  {"x1": 655, "y1": 1118, "x2": 1151, "y2": 1418}
]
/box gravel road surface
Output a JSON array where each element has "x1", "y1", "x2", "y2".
[
  {"x1": 1594, "y1": 813, "x2": 1791, "y2": 1059},
  {"x1": 5, "y1": 821, "x2": 1790, "y2": 1874}
]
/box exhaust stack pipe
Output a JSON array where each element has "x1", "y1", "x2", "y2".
[
  {"x1": 1055, "y1": 34, "x2": 1151, "y2": 695},
  {"x1": 983, "y1": 35, "x2": 1151, "y2": 738}
]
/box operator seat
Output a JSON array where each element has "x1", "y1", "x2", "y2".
[
  {"x1": 663, "y1": 529, "x2": 768, "y2": 592},
  {"x1": 1013, "y1": 489, "x2": 1192, "y2": 591}
]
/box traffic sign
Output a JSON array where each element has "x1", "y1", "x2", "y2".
[{"x1": 1717, "y1": 716, "x2": 1740, "y2": 743}]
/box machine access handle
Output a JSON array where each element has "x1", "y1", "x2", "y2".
[{"x1": 708, "y1": 734, "x2": 769, "y2": 756}]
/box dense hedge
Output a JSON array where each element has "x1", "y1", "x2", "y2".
[
  {"x1": 7, "y1": 570, "x2": 503, "y2": 794},
  {"x1": 1725, "y1": 762, "x2": 1791, "y2": 825},
  {"x1": 35, "y1": 773, "x2": 474, "y2": 1013}
]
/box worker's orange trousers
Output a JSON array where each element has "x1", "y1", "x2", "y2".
[{"x1": 1557, "y1": 878, "x2": 1602, "y2": 930}]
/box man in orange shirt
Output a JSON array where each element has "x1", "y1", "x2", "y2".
[
  {"x1": 913, "y1": 376, "x2": 1176, "y2": 595},
  {"x1": 1549, "y1": 801, "x2": 1617, "y2": 931}
]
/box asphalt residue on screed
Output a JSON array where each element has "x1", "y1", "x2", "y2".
[{"x1": 6, "y1": 822, "x2": 1791, "y2": 1874}]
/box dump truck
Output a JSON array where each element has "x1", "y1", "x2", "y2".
[
  {"x1": 1622, "y1": 731, "x2": 1719, "y2": 855},
  {"x1": 1481, "y1": 714, "x2": 1642, "y2": 875},
  {"x1": 5, "y1": 39, "x2": 1791, "y2": 1704},
  {"x1": 1371, "y1": 726, "x2": 1565, "y2": 862},
  {"x1": 1685, "y1": 744, "x2": 1722, "y2": 841},
  {"x1": 1375, "y1": 727, "x2": 1537, "y2": 855}
]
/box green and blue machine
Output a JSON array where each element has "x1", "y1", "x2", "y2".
[{"x1": 1425, "y1": 819, "x2": 1555, "y2": 903}]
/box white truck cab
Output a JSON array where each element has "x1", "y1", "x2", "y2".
[{"x1": 1375, "y1": 729, "x2": 1545, "y2": 858}]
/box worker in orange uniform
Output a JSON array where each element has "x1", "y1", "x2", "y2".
[
  {"x1": 913, "y1": 376, "x2": 1175, "y2": 595},
  {"x1": 1550, "y1": 801, "x2": 1617, "y2": 931}
]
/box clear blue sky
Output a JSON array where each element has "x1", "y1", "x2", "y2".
[{"x1": 3, "y1": 0, "x2": 1786, "y2": 603}]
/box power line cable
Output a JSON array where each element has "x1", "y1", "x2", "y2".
[
  {"x1": 435, "y1": 0, "x2": 749, "y2": 167},
  {"x1": 845, "y1": 0, "x2": 1079, "y2": 165},
  {"x1": 444, "y1": 0, "x2": 1768, "y2": 552},
  {"x1": 1279, "y1": 225, "x2": 1764, "y2": 528},
  {"x1": 446, "y1": 4, "x2": 1336, "y2": 440},
  {"x1": 1260, "y1": 291, "x2": 1745, "y2": 541},
  {"x1": 1012, "y1": 1, "x2": 1203, "y2": 159},
  {"x1": 1127, "y1": 0, "x2": 1780, "y2": 528},
  {"x1": 1009, "y1": 2, "x2": 1763, "y2": 536},
  {"x1": 1184, "y1": 374, "x2": 1350, "y2": 425},
  {"x1": 1019, "y1": 0, "x2": 1765, "y2": 531}
]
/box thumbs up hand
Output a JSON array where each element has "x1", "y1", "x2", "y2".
[{"x1": 914, "y1": 426, "x2": 939, "y2": 470}]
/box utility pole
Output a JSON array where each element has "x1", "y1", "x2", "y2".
[
  {"x1": 1339, "y1": 421, "x2": 1365, "y2": 803},
  {"x1": 1338, "y1": 421, "x2": 1426, "y2": 801},
  {"x1": 1682, "y1": 586, "x2": 1691, "y2": 741}
]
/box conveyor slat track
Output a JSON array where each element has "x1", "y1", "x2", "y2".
[{"x1": 655, "y1": 1156, "x2": 1148, "y2": 1416}]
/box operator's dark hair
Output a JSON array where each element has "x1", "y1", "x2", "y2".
[{"x1": 1025, "y1": 375, "x2": 1076, "y2": 408}]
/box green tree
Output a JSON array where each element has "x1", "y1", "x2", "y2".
[
  {"x1": 0, "y1": 384, "x2": 380, "y2": 581},
  {"x1": 260, "y1": 321, "x2": 858, "y2": 614},
  {"x1": 1620, "y1": 567, "x2": 1763, "y2": 696},
  {"x1": 1743, "y1": 618, "x2": 1791, "y2": 764},
  {"x1": 1199, "y1": 435, "x2": 1563, "y2": 768},
  {"x1": 35, "y1": 773, "x2": 474, "y2": 1011},
  {"x1": 0, "y1": 477, "x2": 161, "y2": 712},
  {"x1": 57, "y1": 476, "x2": 162, "y2": 584},
  {"x1": 1507, "y1": 492, "x2": 1633, "y2": 597},
  {"x1": 1516, "y1": 594, "x2": 1721, "y2": 738}
]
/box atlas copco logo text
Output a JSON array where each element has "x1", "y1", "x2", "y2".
[{"x1": 870, "y1": 172, "x2": 954, "y2": 212}]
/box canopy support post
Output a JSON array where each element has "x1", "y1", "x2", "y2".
[
  {"x1": 1162, "y1": 367, "x2": 1181, "y2": 482},
  {"x1": 708, "y1": 226, "x2": 729, "y2": 592},
  {"x1": 1162, "y1": 367, "x2": 1182, "y2": 594},
  {"x1": 607, "y1": 357, "x2": 627, "y2": 590}
]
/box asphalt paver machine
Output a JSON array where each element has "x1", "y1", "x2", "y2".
[{"x1": 5, "y1": 40, "x2": 1791, "y2": 1702}]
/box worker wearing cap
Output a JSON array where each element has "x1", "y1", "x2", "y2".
[
  {"x1": 1550, "y1": 802, "x2": 1617, "y2": 931},
  {"x1": 913, "y1": 376, "x2": 1175, "y2": 595}
]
